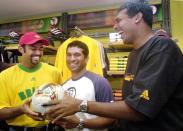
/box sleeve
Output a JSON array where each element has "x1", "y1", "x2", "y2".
[
  {"x1": 95, "y1": 77, "x2": 113, "y2": 102},
  {"x1": 125, "y1": 44, "x2": 183, "y2": 119},
  {"x1": 53, "y1": 68, "x2": 62, "y2": 84},
  {"x1": 55, "y1": 45, "x2": 63, "y2": 72},
  {"x1": 0, "y1": 73, "x2": 11, "y2": 109}
]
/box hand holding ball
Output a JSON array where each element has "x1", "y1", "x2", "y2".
[{"x1": 31, "y1": 83, "x2": 64, "y2": 114}]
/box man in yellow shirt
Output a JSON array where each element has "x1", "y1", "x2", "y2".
[{"x1": 0, "y1": 32, "x2": 61, "y2": 130}]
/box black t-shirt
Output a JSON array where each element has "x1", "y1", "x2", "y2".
[{"x1": 119, "y1": 36, "x2": 183, "y2": 131}]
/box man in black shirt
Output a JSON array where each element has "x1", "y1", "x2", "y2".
[{"x1": 44, "y1": 0, "x2": 183, "y2": 130}]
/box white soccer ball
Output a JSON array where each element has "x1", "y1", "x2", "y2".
[{"x1": 31, "y1": 83, "x2": 64, "y2": 114}]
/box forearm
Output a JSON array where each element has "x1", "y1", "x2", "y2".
[
  {"x1": 83, "y1": 117, "x2": 114, "y2": 129},
  {"x1": 87, "y1": 101, "x2": 144, "y2": 121},
  {"x1": 0, "y1": 106, "x2": 24, "y2": 120}
]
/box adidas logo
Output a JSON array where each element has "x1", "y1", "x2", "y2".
[
  {"x1": 31, "y1": 77, "x2": 36, "y2": 81},
  {"x1": 140, "y1": 90, "x2": 150, "y2": 100}
]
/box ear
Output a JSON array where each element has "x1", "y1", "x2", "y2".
[
  {"x1": 18, "y1": 45, "x2": 24, "y2": 54},
  {"x1": 134, "y1": 12, "x2": 143, "y2": 24},
  {"x1": 85, "y1": 56, "x2": 89, "y2": 64}
]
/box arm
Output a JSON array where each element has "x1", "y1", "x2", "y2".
[
  {"x1": 0, "y1": 99, "x2": 43, "y2": 121},
  {"x1": 87, "y1": 101, "x2": 144, "y2": 121},
  {"x1": 82, "y1": 117, "x2": 114, "y2": 129},
  {"x1": 45, "y1": 95, "x2": 144, "y2": 123},
  {"x1": 54, "y1": 115, "x2": 114, "y2": 129},
  {"x1": 0, "y1": 106, "x2": 23, "y2": 120}
]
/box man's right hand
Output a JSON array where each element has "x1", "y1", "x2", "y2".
[
  {"x1": 21, "y1": 99, "x2": 44, "y2": 121},
  {"x1": 43, "y1": 93, "x2": 82, "y2": 123}
]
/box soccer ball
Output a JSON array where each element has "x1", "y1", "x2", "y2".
[{"x1": 31, "y1": 83, "x2": 64, "y2": 114}]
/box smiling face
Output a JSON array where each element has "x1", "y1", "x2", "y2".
[
  {"x1": 114, "y1": 9, "x2": 136, "y2": 45},
  {"x1": 66, "y1": 46, "x2": 88, "y2": 74},
  {"x1": 19, "y1": 43, "x2": 43, "y2": 68}
]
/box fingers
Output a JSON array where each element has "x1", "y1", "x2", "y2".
[
  {"x1": 54, "y1": 116, "x2": 79, "y2": 129},
  {"x1": 63, "y1": 91, "x2": 70, "y2": 99},
  {"x1": 43, "y1": 104, "x2": 66, "y2": 122},
  {"x1": 42, "y1": 100, "x2": 60, "y2": 106},
  {"x1": 54, "y1": 119, "x2": 74, "y2": 129},
  {"x1": 27, "y1": 98, "x2": 32, "y2": 103},
  {"x1": 52, "y1": 114, "x2": 65, "y2": 123},
  {"x1": 27, "y1": 105, "x2": 39, "y2": 116},
  {"x1": 26, "y1": 109, "x2": 44, "y2": 121},
  {"x1": 44, "y1": 105, "x2": 60, "y2": 116},
  {"x1": 47, "y1": 108, "x2": 65, "y2": 122},
  {"x1": 28, "y1": 113, "x2": 44, "y2": 121}
]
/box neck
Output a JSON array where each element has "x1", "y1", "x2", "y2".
[
  {"x1": 21, "y1": 61, "x2": 38, "y2": 69},
  {"x1": 133, "y1": 27, "x2": 154, "y2": 49},
  {"x1": 71, "y1": 68, "x2": 86, "y2": 80}
]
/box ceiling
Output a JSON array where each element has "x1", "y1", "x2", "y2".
[{"x1": 0, "y1": 0, "x2": 123, "y2": 24}]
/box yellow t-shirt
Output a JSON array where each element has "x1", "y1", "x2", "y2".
[
  {"x1": 0, "y1": 63, "x2": 61, "y2": 127},
  {"x1": 55, "y1": 35, "x2": 103, "y2": 83}
]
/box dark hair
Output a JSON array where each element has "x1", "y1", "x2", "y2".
[
  {"x1": 118, "y1": 0, "x2": 153, "y2": 28},
  {"x1": 67, "y1": 40, "x2": 89, "y2": 58}
]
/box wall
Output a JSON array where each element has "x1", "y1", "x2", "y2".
[{"x1": 170, "y1": 0, "x2": 183, "y2": 51}]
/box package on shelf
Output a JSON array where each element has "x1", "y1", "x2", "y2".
[
  {"x1": 108, "y1": 55, "x2": 128, "y2": 71},
  {"x1": 113, "y1": 89, "x2": 122, "y2": 101},
  {"x1": 109, "y1": 32, "x2": 122, "y2": 42}
]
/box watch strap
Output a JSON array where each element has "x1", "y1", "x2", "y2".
[{"x1": 80, "y1": 100, "x2": 88, "y2": 112}]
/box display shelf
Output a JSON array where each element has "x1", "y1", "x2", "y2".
[
  {"x1": 113, "y1": 89, "x2": 122, "y2": 101},
  {"x1": 43, "y1": 46, "x2": 57, "y2": 55},
  {"x1": 107, "y1": 70, "x2": 125, "y2": 76},
  {"x1": 108, "y1": 41, "x2": 133, "y2": 50},
  {"x1": 4, "y1": 45, "x2": 57, "y2": 55},
  {"x1": 149, "y1": 0, "x2": 162, "y2": 5}
]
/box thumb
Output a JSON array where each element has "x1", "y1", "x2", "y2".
[
  {"x1": 25, "y1": 98, "x2": 32, "y2": 105},
  {"x1": 63, "y1": 91, "x2": 69, "y2": 98}
]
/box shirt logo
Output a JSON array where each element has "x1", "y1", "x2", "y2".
[
  {"x1": 18, "y1": 87, "x2": 35, "y2": 101},
  {"x1": 140, "y1": 90, "x2": 150, "y2": 100},
  {"x1": 31, "y1": 77, "x2": 36, "y2": 81},
  {"x1": 67, "y1": 87, "x2": 76, "y2": 98}
]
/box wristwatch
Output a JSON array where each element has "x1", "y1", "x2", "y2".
[
  {"x1": 76, "y1": 118, "x2": 84, "y2": 130},
  {"x1": 80, "y1": 100, "x2": 88, "y2": 112}
]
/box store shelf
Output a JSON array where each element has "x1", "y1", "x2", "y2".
[
  {"x1": 43, "y1": 46, "x2": 57, "y2": 55},
  {"x1": 108, "y1": 41, "x2": 133, "y2": 50},
  {"x1": 4, "y1": 45, "x2": 57, "y2": 55},
  {"x1": 107, "y1": 70, "x2": 125, "y2": 76},
  {"x1": 113, "y1": 89, "x2": 122, "y2": 101},
  {"x1": 149, "y1": 0, "x2": 162, "y2": 5}
]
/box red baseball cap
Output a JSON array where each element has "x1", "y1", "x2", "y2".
[{"x1": 19, "y1": 32, "x2": 49, "y2": 46}]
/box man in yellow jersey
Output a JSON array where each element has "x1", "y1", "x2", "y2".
[
  {"x1": 0, "y1": 62, "x2": 14, "y2": 130},
  {"x1": 0, "y1": 32, "x2": 61, "y2": 131}
]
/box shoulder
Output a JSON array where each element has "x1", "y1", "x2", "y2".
[
  {"x1": 156, "y1": 37, "x2": 182, "y2": 60},
  {"x1": 151, "y1": 36, "x2": 180, "y2": 52},
  {"x1": 143, "y1": 36, "x2": 182, "y2": 59},
  {"x1": 84, "y1": 71, "x2": 107, "y2": 83},
  {"x1": 84, "y1": 71, "x2": 111, "y2": 89}
]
